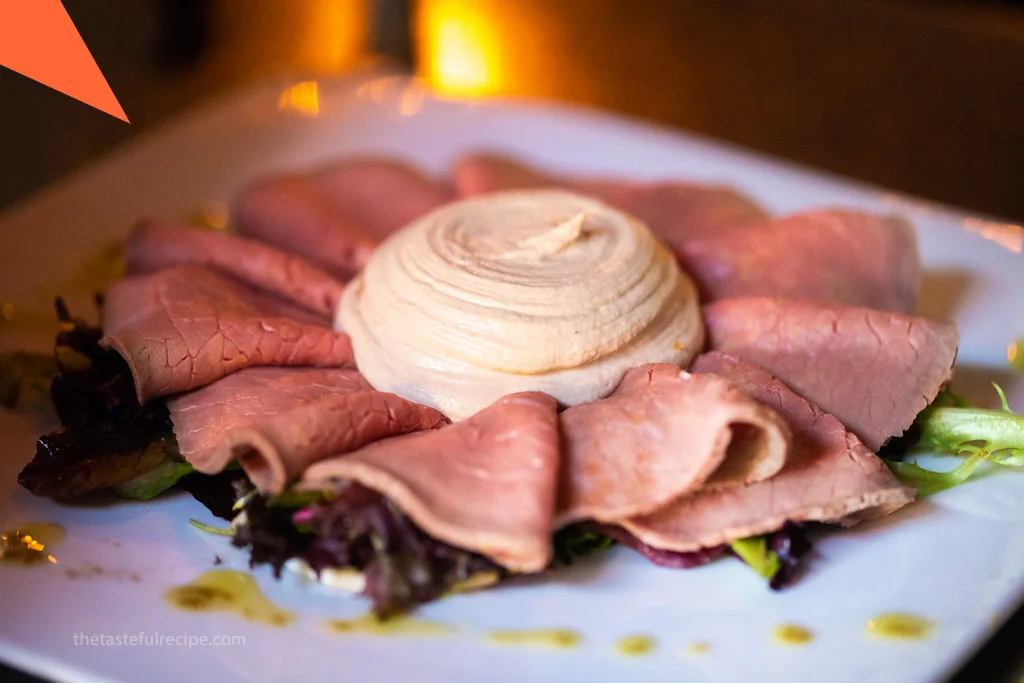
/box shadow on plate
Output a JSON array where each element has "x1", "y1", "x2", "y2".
[
  {"x1": 951, "y1": 364, "x2": 1023, "y2": 408},
  {"x1": 506, "y1": 547, "x2": 619, "y2": 589},
  {"x1": 916, "y1": 268, "x2": 976, "y2": 321}
]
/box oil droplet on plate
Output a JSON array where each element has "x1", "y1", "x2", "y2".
[
  {"x1": 184, "y1": 203, "x2": 230, "y2": 231},
  {"x1": 685, "y1": 642, "x2": 710, "y2": 655},
  {"x1": 0, "y1": 522, "x2": 64, "y2": 565},
  {"x1": 485, "y1": 629, "x2": 581, "y2": 649},
  {"x1": 866, "y1": 613, "x2": 934, "y2": 640},
  {"x1": 615, "y1": 634, "x2": 656, "y2": 657},
  {"x1": 165, "y1": 570, "x2": 294, "y2": 627},
  {"x1": 772, "y1": 624, "x2": 814, "y2": 646},
  {"x1": 327, "y1": 613, "x2": 454, "y2": 637}
]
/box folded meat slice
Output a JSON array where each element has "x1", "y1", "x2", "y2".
[
  {"x1": 230, "y1": 394, "x2": 446, "y2": 495},
  {"x1": 299, "y1": 392, "x2": 560, "y2": 573},
  {"x1": 679, "y1": 209, "x2": 920, "y2": 313},
  {"x1": 556, "y1": 364, "x2": 790, "y2": 526},
  {"x1": 704, "y1": 298, "x2": 958, "y2": 451},
  {"x1": 101, "y1": 266, "x2": 354, "y2": 403},
  {"x1": 126, "y1": 220, "x2": 345, "y2": 317},
  {"x1": 169, "y1": 367, "x2": 370, "y2": 473},
  {"x1": 168, "y1": 367, "x2": 445, "y2": 493},
  {"x1": 451, "y1": 152, "x2": 769, "y2": 250},
  {"x1": 234, "y1": 158, "x2": 453, "y2": 278},
  {"x1": 621, "y1": 352, "x2": 915, "y2": 551}
]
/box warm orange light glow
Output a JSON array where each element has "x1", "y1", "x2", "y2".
[
  {"x1": 185, "y1": 203, "x2": 229, "y2": 231},
  {"x1": 417, "y1": 1, "x2": 502, "y2": 96},
  {"x1": 278, "y1": 81, "x2": 320, "y2": 117},
  {"x1": 1010, "y1": 341, "x2": 1024, "y2": 372},
  {"x1": 295, "y1": 0, "x2": 370, "y2": 72},
  {"x1": 1, "y1": 302, "x2": 14, "y2": 320},
  {"x1": 962, "y1": 218, "x2": 1023, "y2": 254},
  {"x1": 21, "y1": 534, "x2": 44, "y2": 552}
]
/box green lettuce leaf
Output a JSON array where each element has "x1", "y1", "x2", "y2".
[
  {"x1": 552, "y1": 525, "x2": 615, "y2": 565},
  {"x1": 916, "y1": 384, "x2": 1024, "y2": 460},
  {"x1": 889, "y1": 383, "x2": 1024, "y2": 494},
  {"x1": 112, "y1": 457, "x2": 195, "y2": 501},
  {"x1": 189, "y1": 518, "x2": 234, "y2": 537},
  {"x1": 887, "y1": 449, "x2": 990, "y2": 496},
  {"x1": 729, "y1": 536, "x2": 781, "y2": 580}
]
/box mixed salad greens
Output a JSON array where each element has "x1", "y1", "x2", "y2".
[
  {"x1": 4, "y1": 304, "x2": 1024, "y2": 615},
  {"x1": 884, "y1": 384, "x2": 1024, "y2": 496}
]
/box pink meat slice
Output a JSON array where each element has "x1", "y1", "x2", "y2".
[
  {"x1": 679, "y1": 209, "x2": 921, "y2": 313},
  {"x1": 451, "y1": 152, "x2": 769, "y2": 250},
  {"x1": 557, "y1": 363, "x2": 791, "y2": 526},
  {"x1": 234, "y1": 158, "x2": 453, "y2": 278},
  {"x1": 125, "y1": 220, "x2": 345, "y2": 317},
  {"x1": 621, "y1": 352, "x2": 915, "y2": 551},
  {"x1": 101, "y1": 266, "x2": 354, "y2": 403},
  {"x1": 299, "y1": 392, "x2": 560, "y2": 573},
  {"x1": 168, "y1": 367, "x2": 445, "y2": 493},
  {"x1": 169, "y1": 367, "x2": 371, "y2": 473},
  {"x1": 704, "y1": 297, "x2": 959, "y2": 451}
]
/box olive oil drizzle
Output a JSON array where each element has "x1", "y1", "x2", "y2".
[
  {"x1": 866, "y1": 613, "x2": 933, "y2": 640},
  {"x1": 0, "y1": 522, "x2": 64, "y2": 565},
  {"x1": 485, "y1": 629, "x2": 581, "y2": 649},
  {"x1": 772, "y1": 624, "x2": 814, "y2": 646},
  {"x1": 615, "y1": 634, "x2": 657, "y2": 656},
  {"x1": 165, "y1": 570, "x2": 294, "y2": 627}
]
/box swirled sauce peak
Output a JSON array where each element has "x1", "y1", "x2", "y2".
[{"x1": 337, "y1": 189, "x2": 704, "y2": 420}]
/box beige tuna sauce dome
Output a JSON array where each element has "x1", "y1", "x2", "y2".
[{"x1": 336, "y1": 189, "x2": 705, "y2": 420}]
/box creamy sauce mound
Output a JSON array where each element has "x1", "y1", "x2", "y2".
[{"x1": 337, "y1": 189, "x2": 704, "y2": 420}]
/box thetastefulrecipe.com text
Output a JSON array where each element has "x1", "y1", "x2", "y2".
[{"x1": 73, "y1": 632, "x2": 245, "y2": 648}]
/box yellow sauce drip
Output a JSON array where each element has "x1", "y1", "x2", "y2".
[
  {"x1": 866, "y1": 613, "x2": 934, "y2": 640},
  {"x1": 685, "y1": 642, "x2": 710, "y2": 655},
  {"x1": 165, "y1": 570, "x2": 294, "y2": 627},
  {"x1": 0, "y1": 522, "x2": 64, "y2": 565},
  {"x1": 485, "y1": 629, "x2": 581, "y2": 649},
  {"x1": 327, "y1": 613, "x2": 454, "y2": 637},
  {"x1": 772, "y1": 624, "x2": 814, "y2": 646},
  {"x1": 615, "y1": 634, "x2": 656, "y2": 657}
]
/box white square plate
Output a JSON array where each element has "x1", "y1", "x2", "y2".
[{"x1": 1, "y1": 71, "x2": 1023, "y2": 683}]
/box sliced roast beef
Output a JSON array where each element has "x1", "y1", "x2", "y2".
[
  {"x1": 167, "y1": 366, "x2": 368, "y2": 479},
  {"x1": 451, "y1": 152, "x2": 769, "y2": 250},
  {"x1": 704, "y1": 297, "x2": 958, "y2": 451},
  {"x1": 622, "y1": 352, "x2": 915, "y2": 551},
  {"x1": 126, "y1": 220, "x2": 345, "y2": 317},
  {"x1": 225, "y1": 391, "x2": 446, "y2": 494},
  {"x1": 299, "y1": 392, "x2": 560, "y2": 573},
  {"x1": 234, "y1": 158, "x2": 453, "y2": 278},
  {"x1": 101, "y1": 266, "x2": 354, "y2": 403},
  {"x1": 679, "y1": 209, "x2": 920, "y2": 313},
  {"x1": 169, "y1": 367, "x2": 371, "y2": 474},
  {"x1": 556, "y1": 363, "x2": 790, "y2": 526}
]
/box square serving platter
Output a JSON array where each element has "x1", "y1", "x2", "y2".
[{"x1": 0, "y1": 71, "x2": 1022, "y2": 683}]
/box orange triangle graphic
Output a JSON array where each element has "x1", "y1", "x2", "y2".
[{"x1": 0, "y1": 0, "x2": 129, "y2": 122}]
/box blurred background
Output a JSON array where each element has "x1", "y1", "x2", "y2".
[
  {"x1": 0, "y1": 0, "x2": 1022, "y2": 220},
  {"x1": 0, "y1": 3, "x2": 1023, "y2": 682}
]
